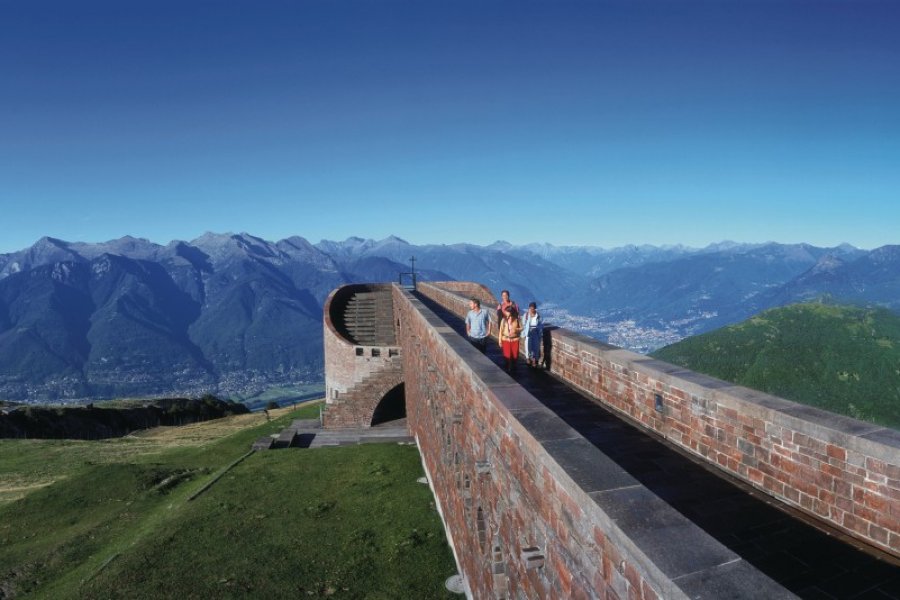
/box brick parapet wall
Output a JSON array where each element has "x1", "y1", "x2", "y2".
[
  {"x1": 427, "y1": 281, "x2": 498, "y2": 310},
  {"x1": 421, "y1": 281, "x2": 500, "y2": 335},
  {"x1": 420, "y1": 282, "x2": 900, "y2": 558},
  {"x1": 406, "y1": 283, "x2": 788, "y2": 598},
  {"x1": 548, "y1": 331, "x2": 900, "y2": 558},
  {"x1": 322, "y1": 284, "x2": 402, "y2": 427}
]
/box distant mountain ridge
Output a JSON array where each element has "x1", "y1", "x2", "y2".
[
  {"x1": 0, "y1": 233, "x2": 897, "y2": 402},
  {"x1": 553, "y1": 241, "x2": 889, "y2": 349},
  {"x1": 0, "y1": 233, "x2": 446, "y2": 401}
]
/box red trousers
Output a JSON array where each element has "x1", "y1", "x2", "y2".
[{"x1": 502, "y1": 339, "x2": 519, "y2": 361}]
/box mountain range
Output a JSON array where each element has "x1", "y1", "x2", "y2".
[{"x1": 0, "y1": 233, "x2": 897, "y2": 402}]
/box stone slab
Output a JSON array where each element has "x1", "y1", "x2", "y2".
[
  {"x1": 778, "y1": 404, "x2": 883, "y2": 440},
  {"x1": 252, "y1": 436, "x2": 275, "y2": 450},
  {"x1": 511, "y1": 408, "x2": 581, "y2": 442},
  {"x1": 590, "y1": 486, "x2": 739, "y2": 579},
  {"x1": 443, "y1": 335, "x2": 483, "y2": 357},
  {"x1": 674, "y1": 559, "x2": 799, "y2": 599},
  {"x1": 492, "y1": 385, "x2": 544, "y2": 412},
  {"x1": 542, "y1": 437, "x2": 639, "y2": 494},
  {"x1": 469, "y1": 363, "x2": 517, "y2": 387},
  {"x1": 861, "y1": 427, "x2": 900, "y2": 452}
]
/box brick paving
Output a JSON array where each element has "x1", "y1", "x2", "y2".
[{"x1": 418, "y1": 292, "x2": 900, "y2": 599}]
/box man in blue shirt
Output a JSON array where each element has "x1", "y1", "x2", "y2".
[{"x1": 465, "y1": 298, "x2": 492, "y2": 353}]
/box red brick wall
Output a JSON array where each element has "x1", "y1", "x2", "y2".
[
  {"x1": 402, "y1": 284, "x2": 802, "y2": 599},
  {"x1": 426, "y1": 281, "x2": 498, "y2": 310},
  {"x1": 396, "y1": 285, "x2": 669, "y2": 599},
  {"x1": 545, "y1": 329, "x2": 900, "y2": 557},
  {"x1": 417, "y1": 282, "x2": 900, "y2": 558},
  {"x1": 322, "y1": 284, "x2": 403, "y2": 428}
]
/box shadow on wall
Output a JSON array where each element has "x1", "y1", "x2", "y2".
[{"x1": 541, "y1": 326, "x2": 557, "y2": 370}]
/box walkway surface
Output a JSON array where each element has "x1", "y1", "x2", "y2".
[{"x1": 417, "y1": 292, "x2": 900, "y2": 600}]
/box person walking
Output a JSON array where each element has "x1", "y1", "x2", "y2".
[
  {"x1": 521, "y1": 302, "x2": 544, "y2": 368},
  {"x1": 465, "y1": 298, "x2": 492, "y2": 353},
  {"x1": 498, "y1": 305, "x2": 522, "y2": 372},
  {"x1": 496, "y1": 289, "x2": 519, "y2": 324}
]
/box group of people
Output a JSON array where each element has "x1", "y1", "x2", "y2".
[{"x1": 465, "y1": 289, "x2": 544, "y2": 372}]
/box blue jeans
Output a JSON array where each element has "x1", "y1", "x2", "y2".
[{"x1": 526, "y1": 331, "x2": 541, "y2": 362}]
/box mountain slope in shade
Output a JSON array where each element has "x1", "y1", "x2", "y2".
[
  {"x1": 651, "y1": 303, "x2": 900, "y2": 429},
  {"x1": 755, "y1": 245, "x2": 900, "y2": 313},
  {"x1": 0, "y1": 256, "x2": 216, "y2": 399},
  {"x1": 0, "y1": 234, "x2": 452, "y2": 401}
]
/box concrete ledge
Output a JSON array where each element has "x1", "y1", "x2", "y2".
[
  {"x1": 673, "y1": 559, "x2": 797, "y2": 600},
  {"x1": 542, "y1": 437, "x2": 639, "y2": 493},
  {"x1": 509, "y1": 408, "x2": 582, "y2": 443},
  {"x1": 590, "y1": 486, "x2": 739, "y2": 579}
]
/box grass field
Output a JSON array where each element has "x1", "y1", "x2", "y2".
[{"x1": 0, "y1": 402, "x2": 458, "y2": 599}]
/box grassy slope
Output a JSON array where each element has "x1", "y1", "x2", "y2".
[
  {"x1": 0, "y1": 403, "x2": 456, "y2": 599},
  {"x1": 652, "y1": 303, "x2": 900, "y2": 429}
]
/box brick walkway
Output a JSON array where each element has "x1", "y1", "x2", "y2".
[{"x1": 418, "y1": 293, "x2": 900, "y2": 600}]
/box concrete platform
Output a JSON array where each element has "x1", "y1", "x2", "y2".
[{"x1": 260, "y1": 417, "x2": 412, "y2": 449}]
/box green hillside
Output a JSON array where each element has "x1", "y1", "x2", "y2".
[
  {"x1": 0, "y1": 403, "x2": 457, "y2": 599},
  {"x1": 651, "y1": 303, "x2": 900, "y2": 430}
]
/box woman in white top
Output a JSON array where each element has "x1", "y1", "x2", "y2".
[{"x1": 521, "y1": 302, "x2": 543, "y2": 368}]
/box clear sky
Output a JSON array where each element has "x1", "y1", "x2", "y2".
[{"x1": 1, "y1": 1, "x2": 898, "y2": 253}]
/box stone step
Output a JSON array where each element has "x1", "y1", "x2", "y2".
[
  {"x1": 344, "y1": 320, "x2": 393, "y2": 327},
  {"x1": 346, "y1": 327, "x2": 395, "y2": 334},
  {"x1": 252, "y1": 436, "x2": 275, "y2": 450},
  {"x1": 344, "y1": 321, "x2": 394, "y2": 329},
  {"x1": 355, "y1": 305, "x2": 392, "y2": 310},
  {"x1": 345, "y1": 303, "x2": 391, "y2": 308}
]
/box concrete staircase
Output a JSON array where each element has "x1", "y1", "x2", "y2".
[{"x1": 342, "y1": 291, "x2": 396, "y2": 346}]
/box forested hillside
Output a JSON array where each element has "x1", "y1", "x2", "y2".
[{"x1": 652, "y1": 303, "x2": 900, "y2": 429}]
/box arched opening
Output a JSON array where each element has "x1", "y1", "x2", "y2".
[{"x1": 370, "y1": 383, "x2": 406, "y2": 426}]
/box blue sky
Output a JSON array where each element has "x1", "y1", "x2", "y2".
[{"x1": 1, "y1": 1, "x2": 898, "y2": 253}]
